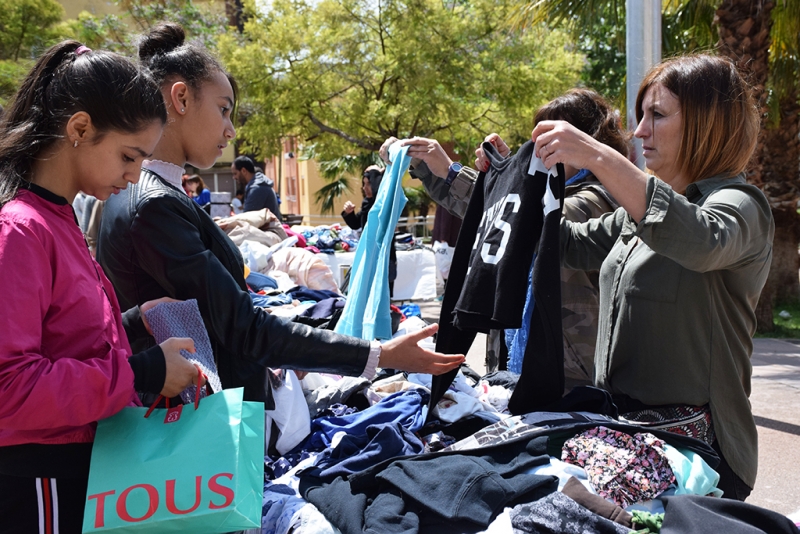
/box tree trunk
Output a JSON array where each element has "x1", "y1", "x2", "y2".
[
  {"x1": 715, "y1": 0, "x2": 778, "y2": 332},
  {"x1": 757, "y1": 209, "x2": 800, "y2": 331},
  {"x1": 761, "y1": 88, "x2": 800, "y2": 315}
]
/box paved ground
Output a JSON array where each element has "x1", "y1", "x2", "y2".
[
  {"x1": 414, "y1": 299, "x2": 800, "y2": 517},
  {"x1": 748, "y1": 338, "x2": 800, "y2": 516}
]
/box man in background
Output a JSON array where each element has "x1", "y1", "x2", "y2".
[{"x1": 231, "y1": 155, "x2": 282, "y2": 221}]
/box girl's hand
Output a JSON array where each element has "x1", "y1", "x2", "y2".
[
  {"x1": 159, "y1": 337, "x2": 205, "y2": 398},
  {"x1": 379, "y1": 323, "x2": 464, "y2": 375}
]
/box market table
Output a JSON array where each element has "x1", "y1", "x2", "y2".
[{"x1": 317, "y1": 247, "x2": 438, "y2": 301}]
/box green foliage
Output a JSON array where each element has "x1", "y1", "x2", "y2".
[
  {"x1": 754, "y1": 299, "x2": 800, "y2": 339},
  {"x1": 219, "y1": 0, "x2": 584, "y2": 163},
  {"x1": 304, "y1": 146, "x2": 384, "y2": 215},
  {"x1": 508, "y1": 0, "x2": 717, "y2": 109},
  {"x1": 53, "y1": 12, "x2": 129, "y2": 53},
  {"x1": 767, "y1": 0, "x2": 800, "y2": 105},
  {"x1": 0, "y1": 0, "x2": 64, "y2": 60},
  {"x1": 661, "y1": 0, "x2": 717, "y2": 55},
  {"x1": 314, "y1": 177, "x2": 353, "y2": 214},
  {"x1": 118, "y1": 0, "x2": 226, "y2": 49},
  {"x1": 53, "y1": 0, "x2": 226, "y2": 56},
  {"x1": 0, "y1": 58, "x2": 30, "y2": 106},
  {"x1": 403, "y1": 185, "x2": 432, "y2": 216}
]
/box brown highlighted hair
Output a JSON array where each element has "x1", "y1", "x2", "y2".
[
  {"x1": 635, "y1": 54, "x2": 758, "y2": 182},
  {"x1": 535, "y1": 88, "x2": 631, "y2": 158},
  {"x1": 0, "y1": 41, "x2": 166, "y2": 207},
  {"x1": 186, "y1": 174, "x2": 206, "y2": 191}
]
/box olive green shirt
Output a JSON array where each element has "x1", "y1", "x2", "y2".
[{"x1": 561, "y1": 173, "x2": 774, "y2": 488}]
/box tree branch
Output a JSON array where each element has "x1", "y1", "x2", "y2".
[{"x1": 308, "y1": 110, "x2": 381, "y2": 150}]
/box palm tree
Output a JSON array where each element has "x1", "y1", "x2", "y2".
[
  {"x1": 509, "y1": 0, "x2": 800, "y2": 331},
  {"x1": 715, "y1": 0, "x2": 800, "y2": 331},
  {"x1": 305, "y1": 149, "x2": 384, "y2": 215}
]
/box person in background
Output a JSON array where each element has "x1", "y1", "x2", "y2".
[
  {"x1": 180, "y1": 172, "x2": 192, "y2": 196},
  {"x1": 186, "y1": 173, "x2": 211, "y2": 206},
  {"x1": 231, "y1": 188, "x2": 244, "y2": 214},
  {"x1": 231, "y1": 155, "x2": 282, "y2": 221},
  {"x1": 534, "y1": 54, "x2": 772, "y2": 500},
  {"x1": 97, "y1": 23, "x2": 464, "y2": 413},
  {"x1": 73, "y1": 190, "x2": 88, "y2": 225},
  {"x1": 0, "y1": 40, "x2": 200, "y2": 532},
  {"x1": 341, "y1": 164, "x2": 381, "y2": 228},
  {"x1": 341, "y1": 164, "x2": 398, "y2": 297}
]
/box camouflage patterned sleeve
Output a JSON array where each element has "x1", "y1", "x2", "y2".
[{"x1": 563, "y1": 187, "x2": 616, "y2": 224}]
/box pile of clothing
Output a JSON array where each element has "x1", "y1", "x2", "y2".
[
  {"x1": 253, "y1": 353, "x2": 797, "y2": 534},
  {"x1": 293, "y1": 224, "x2": 360, "y2": 254}
]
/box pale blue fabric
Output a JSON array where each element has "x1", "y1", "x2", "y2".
[
  {"x1": 662, "y1": 444, "x2": 723, "y2": 498},
  {"x1": 335, "y1": 144, "x2": 409, "y2": 340}
]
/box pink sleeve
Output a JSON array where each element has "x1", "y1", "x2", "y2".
[{"x1": 0, "y1": 218, "x2": 136, "y2": 431}]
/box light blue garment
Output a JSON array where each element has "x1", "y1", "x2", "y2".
[
  {"x1": 504, "y1": 256, "x2": 535, "y2": 373},
  {"x1": 662, "y1": 443, "x2": 723, "y2": 497},
  {"x1": 335, "y1": 144, "x2": 409, "y2": 340}
]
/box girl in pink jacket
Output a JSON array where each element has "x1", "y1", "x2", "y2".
[{"x1": 0, "y1": 41, "x2": 201, "y2": 532}]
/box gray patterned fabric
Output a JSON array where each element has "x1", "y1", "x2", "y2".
[
  {"x1": 509, "y1": 491, "x2": 633, "y2": 534},
  {"x1": 144, "y1": 299, "x2": 222, "y2": 402}
]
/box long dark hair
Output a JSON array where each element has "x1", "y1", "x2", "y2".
[
  {"x1": 0, "y1": 41, "x2": 167, "y2": 207},
  {"x1": 139, "y1": 23, "x2": 238, "y2": 111}
]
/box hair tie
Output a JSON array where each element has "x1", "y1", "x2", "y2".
[{"x1": 75, "y1": 45, "x2": 92, "y2": 56}]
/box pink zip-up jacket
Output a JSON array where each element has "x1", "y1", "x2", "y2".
[{"x1": 0, "y1": 187, "x2": 139, "y2": 447}]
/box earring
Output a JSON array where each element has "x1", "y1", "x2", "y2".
[
  {"x1": 73, "y1": 140, "x2": 78, "y2": 148},
  {"x1": 180, "y1": 108, "x2": 185, "y2": 113}
]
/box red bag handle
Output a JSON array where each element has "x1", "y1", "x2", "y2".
[{"x1": 144, "y1": 367, "x2": 207, "y2": 418}]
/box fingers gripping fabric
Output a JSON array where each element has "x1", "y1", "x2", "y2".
[{"x1": 144, "y1": 299, "x2": 222, "y2": 402}]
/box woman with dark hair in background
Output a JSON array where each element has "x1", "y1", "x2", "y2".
[
  {"x1": 97, "y1": 23, "x2": 464, "y2": 412},
  {"x1": 342, "y1": 164, "x2": 398, "y2": 296},
  {"x1": 0, "y1": 41, "x2": 200, "y2": 531}
]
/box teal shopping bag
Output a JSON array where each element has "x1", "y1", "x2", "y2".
[{"x1": 82, "y1": 388, "x2": 264, "y2": 533}]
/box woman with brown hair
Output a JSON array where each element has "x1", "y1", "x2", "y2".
[
  {"x1": 533, "y1": 54, "x2": 773, "y2": 500},
  {"x1": 185, "y1": 174, "x2": 211, "y2": 205}
]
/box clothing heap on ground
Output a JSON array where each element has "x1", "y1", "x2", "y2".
[{"x1": 251, "y1": 351, "x2": 796, "y2": 534}]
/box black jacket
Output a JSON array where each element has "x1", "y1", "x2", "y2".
[
  {"x1": 341, "y1": 197, "x2": 373, "y2": 230},
  {"x1": 97, "y1": 169, "x2": 369, "y2": 406}
]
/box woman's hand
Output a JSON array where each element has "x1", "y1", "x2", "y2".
[
  {"x1": 343, "y1": 201, "x2": 356, "y2": 214},
  {"x1": 140, "y1": 297, "x2": 181, "y2": 336},
  {"x1": 474, "y1": 133, "x2": 511, "y2": 172},
  {"x1": 159, "y1": 337, "x2": 205, "y2": 398},
  {"x1": 379, "y1": 323, "x2": 464, "y2": 375},
  {"x1": 530, "y1": 120, "x2": 600, "y2": 171},
  {"x1": 533, "y1": 120, "x2": 649, "y2": 221},
  {"x1": 380, "y1": 137, "x2": 399, "y2": 165},
  {"x1": 399, "y1": 137, "x2": 453, "y2": 178}
]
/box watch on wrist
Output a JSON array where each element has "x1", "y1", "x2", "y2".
[{"x1": 445, "y1": 162, "x2": 463, "y2": 186}]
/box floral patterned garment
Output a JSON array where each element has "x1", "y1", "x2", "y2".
[{"x1": 561, "y1": 426, "x2": 676, "y2": 508}]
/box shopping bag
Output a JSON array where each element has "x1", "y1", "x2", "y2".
[{"x1": 82, "y1": 387, "x2": 264, "y2": 533}]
